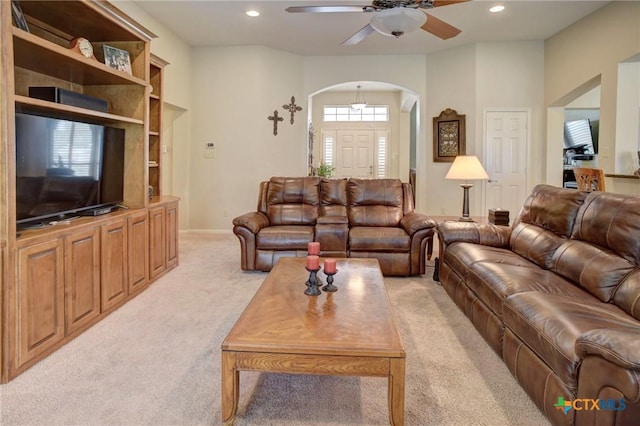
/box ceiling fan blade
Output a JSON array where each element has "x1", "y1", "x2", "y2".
[
  {"x1": 431, "y1": 0, "x2": 470, "y2": 7},
  {"x1": 421, "y1": 13, "x2": 462, "y2": 39},
  {"x1": 286, "y1": 5, "x2": 366, "y2": 13},
  {"x1": 342, "y1": 24, "x2": 376, "y2": 46}
]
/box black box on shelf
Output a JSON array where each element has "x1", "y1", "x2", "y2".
[
  {"x1": 28, "y1": 87, "x2": 108, "y2": 113},
  {"x1": 488, "y1": 208, "x2": 510, "y2": 226}
]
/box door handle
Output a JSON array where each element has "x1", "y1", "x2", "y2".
[
  {"x1": 369, "y1": 165, "x2": 373, "y2": 176},
  {"x1": 488, "y1": 179, "x2": 498, "y2": 183}
]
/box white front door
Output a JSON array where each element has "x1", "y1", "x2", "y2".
[
  {"x1": 335, "y1": 129, "x2": 374, "y2": 178},
  {"x1": 485, "y1": 110, "x2": 529, "y2": 219}
]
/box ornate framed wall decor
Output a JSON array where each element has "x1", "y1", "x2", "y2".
[{"x1": 433, "y1": 108, "x2": 466, "y2": 162}]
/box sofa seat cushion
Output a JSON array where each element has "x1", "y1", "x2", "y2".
[
  {"x1": 443, "y1": 242, "x2": 534, "y2": 281},
  {"x1": 504, "y1": 292, "x2": 640, "y2": 389},
  {"x1": 256, "y1": 226, "x2": 314, "y2": 250},
  {"x1": 349, "y1": 226, "x2": 410, "y2": 252},
  {"x1": 465, "y1": 261, "x2": 592, "y2": 321}
]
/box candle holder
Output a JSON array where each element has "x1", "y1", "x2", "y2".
[
  {"x1": 323, "y1": 269, "x2": 338, "y2": 292},
  {"x1": 304, "y1": 267, "x2": 322, "y2": 296}
]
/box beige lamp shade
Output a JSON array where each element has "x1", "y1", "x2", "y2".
[
  {"x1": 445, "y1": 155, "x2": 489, "y2": 222},
  {"x1": 445, "y1": 155, "x2": 489, "y2": 181}
]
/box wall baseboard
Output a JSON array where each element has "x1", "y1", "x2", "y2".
[{"x1": 179, "y1": 229, "x2": 233, "y2": 235}]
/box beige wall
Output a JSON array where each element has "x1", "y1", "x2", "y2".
[
  {"x1": 426, "y1": 41, "x2": 544, "y2": 218},
  {"x1": 113, "y1": 1, "x2": 193, "y2": 229},
  {"x1": 119, "y1": 1, "x2": 630, "y2": 231},
  {"x1": 545, "y1": 1, "x2": 640, "y2": 194},
  {"x1": 189, "y1": 46, "x2": 305, "y2": 230}
]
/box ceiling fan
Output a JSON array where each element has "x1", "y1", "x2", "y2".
[{"x1": 286, "y1": 0, "x2": 470, "y2": 46}]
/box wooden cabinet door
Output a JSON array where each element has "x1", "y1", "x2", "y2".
[
  {"x1": 65, "y1": 227, "x2": 101, "y2": 334},
  {"x1": 101, "y1": 219, "x2": 128, "y2": 312},
  {"x1": 16, "y1": 239, "x2": 64, "y2": 369},
  {"x1": 128, "y1": 210, "x2": 149, "y2": 294},
  {"x1": 166, "y1": 203, "x2": 179, "y2": 270},
  {"x1": 149, "y1": 205, "x2": 166, "y2": 280}
]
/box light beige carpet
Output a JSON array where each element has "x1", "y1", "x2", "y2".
[{"x1": 0, "y1": 233, "x2": 549, "y2": 425}]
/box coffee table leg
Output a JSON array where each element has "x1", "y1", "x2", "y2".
[
  {"x1": 388, "y1": 357, "x2": 405, "y2": 426},
  {"x1": 222, "y1": 351, "x2": 239, "y2": 426}
]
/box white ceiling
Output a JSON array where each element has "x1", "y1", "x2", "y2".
[{"x1": 132, "y1": 0, "x2": 610, "y2": 56}]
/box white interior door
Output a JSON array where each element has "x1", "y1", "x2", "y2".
[
  {"x1": 485, "y1": 110, "x2": 529, "y2": 218},
  {"x1": 335, "y1": 129, "x2": 374, "y2": 178}
]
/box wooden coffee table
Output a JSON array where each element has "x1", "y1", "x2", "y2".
[{"x1": 221, "y1": 257, "x2": 406, "y2": 425}]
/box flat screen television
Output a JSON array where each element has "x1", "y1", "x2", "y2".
[
  {"x1": 564, "y1": 118, "x2": 594, "y2": 150},
  {"x1": 15, "y1": 112, "x2": 125, "y2": 228}
]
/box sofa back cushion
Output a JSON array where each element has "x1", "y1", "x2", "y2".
[
  {"x1": 555, "y1": 191, "x2": 640, "y2": 306},
  {"x1": 572, "y1": 191, "x2": 640, "y2": 262},
  {"x1": 510, "y1": 185, "x2": 588, "y2": 269},
  {"x1": 550, "y1": 240, "x2": 636, "y2": 302},
  {"x1": 320, "y1": 178, "x2": 348, "y2": 217},
  {"x1": 263, "y1": 177, "x2": 321, "y2": 225},
  {"x1": 348, "y1": 178, "x2": 403, "y2": 227}
]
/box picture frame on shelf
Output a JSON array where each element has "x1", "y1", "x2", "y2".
[
  {"x1": 11, "y1": 0, "x2": 29, "y2": 32},
  {"x1": 102, "y1": 45, "x2": 132, "y2": 75},
  {"x1": 433, "y1": 108, "x2": 466, "y2": 163}
]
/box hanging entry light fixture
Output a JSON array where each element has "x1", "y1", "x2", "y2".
[{"x1": 351, "y1": 85, "x2": 367, "y2": 110}]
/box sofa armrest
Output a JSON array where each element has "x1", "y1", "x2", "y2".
[
  {"x1": 400, "y1": 212, "x2": 436, "y2": 236},
  {"x1": 232, "y1": 212, "x2": 270, "y2": 234},
  {"x1": 576, "y1": 328, "x2": 640, "y2": 370},
  {"x1": 436, "y1": 221, "x2": 511, "y2": 248}
]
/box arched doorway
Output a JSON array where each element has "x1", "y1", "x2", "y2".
[{"x1": 307, "y1": 81, "x2": 420, "y2": 187}]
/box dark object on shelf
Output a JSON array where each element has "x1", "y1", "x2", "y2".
[
  {"x1": 28, "y1": 86, "x2": 108, "y2": 112},
  {"x1": 11, "y1": 1, "x2": 29, "y2": 32},
  {"x1": 488, "y1": 208, "x2": 509, "y2": 226},
  {"x1": 76, "y1": 205, "x2": 118, "y2": 216}
]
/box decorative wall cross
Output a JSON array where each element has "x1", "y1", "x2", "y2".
[
  {"x1": 283, "y1": 96, "x2": 302, "y2": 125},
  {"x1": 268, "y1": 110, "x2": 284, "y2": 136}
]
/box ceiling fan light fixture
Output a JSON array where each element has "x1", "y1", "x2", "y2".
[
  {"x1": 351, "y1": 85, "x2": 367, "y2": 110},
  {"x1": 370, "y1": 7, "x2": 427, "y2": 38}
]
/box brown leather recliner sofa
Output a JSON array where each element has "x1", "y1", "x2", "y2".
[
  {"x1": 233, "y1": 176, "x2": 436, "y2": 276},
  {"x1": 436, "y1": 184, "x2": 640, "y2": 426}
]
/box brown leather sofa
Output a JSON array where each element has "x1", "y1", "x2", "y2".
[
  {"x1": 233, "y1": 176, "x2": 436, "y2": 276},
  {"x1": 436, "y1": 184, "x2": 640, "y2": 426}
]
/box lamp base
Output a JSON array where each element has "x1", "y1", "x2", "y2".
[
  {"x1": 458, "y1": 216, "x2": 475, "y2": 222},
  {"x1": 459, "y1": 183, "x2": 474, "y2": 222}
]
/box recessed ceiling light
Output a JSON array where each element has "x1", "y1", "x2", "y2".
[
  {"x1": 490, "y1": 5, "x2": 505, "y2": 13},
  {"x1": 246, "y1": 10, "x2": 260, "y2": 17}
]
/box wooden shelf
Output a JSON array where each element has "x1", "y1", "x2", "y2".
[
  {"x1": 148, "y1": 54, "x2": 169, "y2": 197},
  {"x1": 13, "y1": 29, "x2": 147, "y2": 87},
  {"x1": 1, "y1": 0, "x2": 181, "y2": 385},
  {"x1": 605, "y1": 174, "x2": 640, "y2": 179},
  {"x1": 19, "y1": 1, "x2": 153, "y2": 43},
  {"x1": 15, "y1": 95, "x2": 144, "y2": 126}
]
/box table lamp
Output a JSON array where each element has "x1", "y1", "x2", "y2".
[{"x1": 445, "y1": 155, "x2": 489, "y2": 222}]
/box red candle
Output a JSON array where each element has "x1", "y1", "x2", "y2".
[
  {"x1": 324, "y1": 258, "x2": 337, "y2": 274},
  {"x1": 306, "y1": 255, "x2": 320, "y2": 270},
  {"x1": 308, "y1": 241, "x2": 320, "y2": 255}
]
